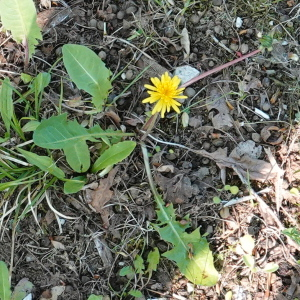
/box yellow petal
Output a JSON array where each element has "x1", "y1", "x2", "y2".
[
  {"x1": 171, "y1": 103, "x2": 181, "y2": 114},
  {"x1": 151, "y1": 77, "x2": 161, "y2": 87},
  {"x1": 171, "y1": 76, "x2": 181, "y2": 87},
  {"x1": 144, "y1": 84, "x2": 158, "y2": 91}
]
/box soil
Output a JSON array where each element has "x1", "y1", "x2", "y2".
[{"x1": 0, "y1": 0, "x2": 300, "y2": 300}]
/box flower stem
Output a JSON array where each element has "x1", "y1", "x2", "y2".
[{"x1": 179, "y1": 49, "x2": 261, "y2": 88}]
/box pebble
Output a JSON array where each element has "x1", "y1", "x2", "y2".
[
  {"x1": 252, "y1": 133, "x2": 261, "y2": 143},
  {"x1": 212, "y1": 139, "x2": 224, "y2": 147},
  {"x1": 202, "y1": 142, "x2": 210, "y2": 150},
  {"x1": 166, "y1": 153, "x2": 177, "y2": 160},
  {"x1": 175, "y1": 15, "x2": 185, "y2": 25},
  {"x1": 182, "y1": 161, "x2": 192, "y2": 169},
  {"x1": 165, "y1": 26, "x2": 174, "y2": 38},
  {"x1": 89, "y1": 19, "x2": 97, "y2": 28},
  {"x1": 287, "y1": 21, "x2": 293, "y2": 28},
  {"x1": 55, "y1": 46, "x2": 62, "y2": 56},
  {"x1": 202, "y1": 158, "x2": 210, "y2": 165},
  {"x1": 262, "y1": 102, "x2": 271, "y2": 111},
  {"x1": 125, "y1": 69, "x2": 134, "y2": 80},
  {"x1": 229, "y1": 43, "x2": 239, "y2": 51},
  {"x1": 86, "y1": 9, "x2": 92, "y2": 17},
  {"x1": 262, "y1": 77, "x2": 270, "y2": 87},
  {"x1": 240, "y1": 43, "x2": 249, "y2": 54},
  {"x1": 185, "y1": 87, "x2": 196, "y2": 97},
  {"x1": 212, "y1": 0, "x2": 222, "y2": 6},
  {"x1": 126, "y1": 6, "x2": 137, "y2": 14},
  {"x1": 190, "y1": 14, "x2": 200, "y2": 24},
  {"x1": 208, "y1": 61, "x2": 215, "y2": 67},
  {"x1": 117, "y1": 10, "x2": 125, "y2": 19},
  {"x1": 97, "y1": 21, "x2": 105, "y2": 30},
  {"x1": 98, "y1": 50, "x2": 106, "y2": 60},
  {"x1": 214, "y1": 25, "x2": 223, "y2": 35}
]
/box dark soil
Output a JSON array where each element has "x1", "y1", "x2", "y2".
[{"x1": 1, "y1": 0, "x2": 300, "y2": 300}]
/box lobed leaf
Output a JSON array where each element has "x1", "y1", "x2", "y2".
[
  {"x1": 0, "y1": 0, "x2": 42, "y2": 58},
  {"x1": 62, "y1": 44, "x2": 112, "y2": 111},
  {"x1": 154, "y1": 197, "x2": 219, "y2": 286}
]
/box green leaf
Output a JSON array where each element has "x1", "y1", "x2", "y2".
[
  {"x1": 11, "y1": 278, "x2": 33, "y2": 300},
  {"x1": 22, "y1": 120, "x2": 40, "y2": 132},
  {"x1": 119, "y1": 266, "x2": 135, "y2": 277},
  {"x1": 92, "y1": 141, "x2": 136, "y2": 173},
  {"x1": 243, "y1": 254, "x2": 255, "y2": 269},
  {"x1": 0, "y1": 0, "x2": 42, "y2": 58},
  {"x1": 154, "y1": 200, "x2": 219, "y2": 286},
  {"x1": 17, "y1": 148, "x2": 65, "y2": 179},
  {"x1": 128, "y1": 290, "x2": 143, "y2": 298},
  {"x1": 62, "y1": 44, "x2": 112, "y2": 111},
  {"x1": 0, "y1": 78, "x2": 14, "y2": 132},
  {"x1": 0, "y1": 261, "x2": 11, "y2": 300},
  {"x1": 282, "y1": 228, "x2": 300, "y2": 245},
  {"x1": 33, "y1": 114, "x2": 133, "y2": 173},
  {"x1": 262, "y1": 262, "x2": 279, "y2": 273},
  {"x1": 239, "y1": 235, "x2": 255, "y2": 255},
  {"x1": 87, "y1": 295, "x2": 104, "y2": 300},
  {"x1": 21, "y1": 73, "x2": 33, "y2": 84},
  {"x1": 64, "y1": 176, "x2": 87, "y2": 194},
  {"x1": 133, "y1": 255, "x2": 144, "y2": 275},
  {"x1": 229, "y1": 186, "x2": 239, "y2": 195},
  {"x1": 146, "y1": 247, "x2": 160, "y2": 277},
  {"x1": 31, "y1": 72, "x2": 51, "y2": 97},
  {"x1": 64, "y1": 141, "x2": 90, "y2": 172},
  {"x1": 213, "y1": 196, "x2": 221, "y2": 204}
]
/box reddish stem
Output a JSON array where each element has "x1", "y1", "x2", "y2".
[{"x1": 179, "y1": 49, "x2": 261, "y2": 88}]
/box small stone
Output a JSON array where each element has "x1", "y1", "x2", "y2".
[
  {"x1": 202, "y1": 158, "x2": 210, "y2": 165},
  {"x1": 55, "y1": 46, "x2": 62, "y2": 57},
  {"x1": 166, "y1": 153, "x2": 177, "y2": 160},
  {"x1": 240, "y1": 43, "x2": 249, "y2": 54},
  {"x1": 262, "y1": 102, "x2": 270, "y2": 111},
  {"x1": 202, "y1": 142, "x2": 210, "y2": 150},
  {"x1": 126, "y1": 6, "x2": 137, "y2": 14},
  {"x1": 98, "y1": 50, "x2": 106, "y2": 60},
  {"x1": 89, "y1": 19, "x2": 97, "y2": 28},
  {"x1": 190, "y1": 14, "x2": 200, "y2": 24},
  {"x1": 230, "y1": 43, "x2": 239, "y2": 51},
  {"x1": 125, "y1": 69, "x2": 134, "y2": 80},
  {"x1": 252, "y1": 133, "x2": 261, "y2": 143},
  {"x1": 175, "y1": 15, "x2": 185, "y2": 25},
  {"x1": 117, "y1": 10, "x2": 125, "y2": 19},
  {"x1": 188, "y1": 116, "x2": 202, "y2": 128},
  {"x1": 262, "y1": 77, "x2": 270, "y2": 87},
  {"x1": 212, "y1": 0, "x2": 222, "y2": 6},
  {"x1": 214, "y1": 25, "x2": 223, "y2": 35},
  {"x1": 287, "y1": 21, "x2": 293, "y2": 28},
  {"x1": 87, "y1": 9, "x2": 92, "y2": 17},
  {"x1": 212, "y1": 139, "x2": 224, "y2": 147},
  {"x1": 97, "y1": 21, "x2": 104, "y2": 30},
  {"x1": 185, "y1": 87, "x2": 196, "y2": 97},
  {"x1": 165, "y1": 26, "x2": 174, "y2": 38},
  {"x1": 182, "y1": 161, "x2": 192, "y2": 169},
  {"x1": 208, "y1": 60, "x2": 215, "y2": 67}
]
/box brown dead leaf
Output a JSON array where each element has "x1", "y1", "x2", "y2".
[
  {"x1": 180, "y1": 27, "x2": 190, "y2": 60},
  {"x1": 155, "y1": 173, "x2": 193, "y2": 204},
  {"x1": 261, "y1": 126, "x2": 283, "y2": 145},
  {"x1": 206, "y1": 88, "x2": 233, "y2": 130},
  {"x1": 191, "y1": 147, "x2": 277, "y2": 181},
  {"x1": 86, "y1": 167, "x2": 119, "y2": 228}
]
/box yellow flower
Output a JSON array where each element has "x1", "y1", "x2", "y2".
[{"x1": 142, "y1": 72, "x2": 187, "y2": 118}]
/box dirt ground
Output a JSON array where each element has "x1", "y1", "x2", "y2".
[{"x1": 1, "y1": 0, "x2": 300, "y2": 299}]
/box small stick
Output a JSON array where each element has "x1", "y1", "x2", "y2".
[{"x1": 180, "y1": 49, "x2": 261, "y2": 88}]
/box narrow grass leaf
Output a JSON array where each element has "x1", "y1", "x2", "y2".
[
  {"x1": 0, "y1": 261, "x2": 11, "y2": 300},
  {"x1": 0, "y1": 78, "x2": 14, "y2": 132},
  {"x1": 0, "y1": 0, "x2": 42, "y2": 58},
  {"x1": 62, "y1": 44, "x2": 112, "y2": 111},
  {"x1": 92, "y1": 141, "x2": 136, "y2": 173},
  {"x1": 17, "y1": 148, "x2": 65, "y2": 178}
]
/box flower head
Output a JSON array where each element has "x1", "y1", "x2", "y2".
[{"x1": 142, "y1": 72, "x2": 187, "y2": 118}]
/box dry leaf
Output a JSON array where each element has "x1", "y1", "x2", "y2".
[
  {"x1": 50, "y1": 240, "x2": 65, "y2": 250},
  {"x1": 261, "y1": 126, "x2": 283, "y2": 145},
  {"x1": 206, "y1": 88, "x2": 233, "y2": 130},
  {"x1": 156, "y1": 165, "x2": 175, "y2": 173},
  {"x1": 191, "y1": 147, "x2": 277, "y2": 181},
  {"x1": 86, "y1": 167, "x2": 119, "y2": 228},
  {"x1": 155, "y1": 173, "x2": 193, "y2": 204},
  {"x1": 180, "y1": 28, "x2": 190, "y2": 60}
]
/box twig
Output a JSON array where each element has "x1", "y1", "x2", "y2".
[{"x1": 180, "y1": 49, "x2": 261, "y2": 88}]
